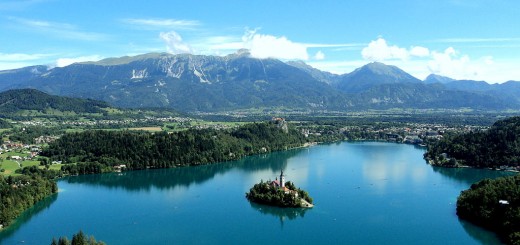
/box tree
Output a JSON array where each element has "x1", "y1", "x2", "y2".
[
  {"x1": 71, "y1": 230, "x2": 87, "y2": 245},
  {"x1": 58, "y1": 237, "x2": 70, "y2": 245}
]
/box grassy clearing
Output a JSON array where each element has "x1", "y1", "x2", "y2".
[
  {"x1": 0, "y1": 150, "x2": 39, "y2": 176},
  {"x1": 1, "y1": 160, "x2": 21, "y2": 176},
  {"x1": 0, "y1": 159, "x2": 41, "y2": 176},
  {"x1": 127, "y1": 127, "x2": 163, "y2": 131},
  {"x1": 44, "y1": 163, "x2": 64, "y2": 171}
]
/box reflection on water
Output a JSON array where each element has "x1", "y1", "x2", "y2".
[
  {"x1": 459, "y1": 218, "x2": 504, "y2": 245},
  {"x1": 359, "y1": 142, "x2": 428, "y2": 192},
  {"x1": 431, "y1": 166, "x2": 516, "y2": 186},
  {"x1": 248, "y1": 201, "x2": 308, "y2": 228},
  {"x1": 0, "y1": 193, "x2": 58, "y2": 242},
  {"x1": 66, "y1": 149, "x2": 301, "y2": 191},
  {"x1": 0, "y1": 142, "x2": 515, "y2": 245}
]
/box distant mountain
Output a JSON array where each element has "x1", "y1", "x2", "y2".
[
  {"x1": 1, "y1": 52, "x2": 349, "y2": 111},
  {"x1": 0, "y1": 65, "x2": 48, "y2": 91},
  {"x1": 286, "y1": 61, "x2": 340, "y2": 84},
  {"x1": 0, "y1": 89, "x2": 110, "y2": 114},
  {"x1": 0, "y1": 52, "x2": 519, "y2": 112},
  {"x1": 336, "y1": 62, "x2": 422, "y2": 93},
  {"x1": 353, "y1": 82, "x2": 510, "y2": 110},
  {"x1": 424, "y1": 74, "x2": 455, "y2": 84}
]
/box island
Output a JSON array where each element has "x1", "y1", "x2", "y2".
[{"x1": 246, "y1": 170, "x2": 313, "y2": 208}]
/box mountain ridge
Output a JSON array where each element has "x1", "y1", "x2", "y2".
[{"x1": 0, "y1": 52, "x2": 519, "y2": 112}]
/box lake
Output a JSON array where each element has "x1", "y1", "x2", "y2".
[{"x1": 0, "y1": 142, "x2": 514, "y2": 244}]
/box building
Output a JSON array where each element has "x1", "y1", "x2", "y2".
[
  {"x1": 11, "y1": 156, "x2": 22, "y2": 160},
  {"x1": 271, "y1": 170, "x2": 293, "y2": 194}
]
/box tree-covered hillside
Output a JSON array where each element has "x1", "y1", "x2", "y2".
[{"x1": 424, "y1": 116, "x2": 520, "y2": 168}]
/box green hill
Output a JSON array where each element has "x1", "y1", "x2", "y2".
[{"x1": 0, "y1": 89, "x2": 110, "y2": 115}]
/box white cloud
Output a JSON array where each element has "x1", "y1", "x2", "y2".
[
  {"x1": 0, "y1": 52, "x2": 50, "y2": 61},
  {"x1": 361, "y1": 38, "x2": 431, "y2": 62},
  {"x1": 9, "y1": 17, "x2": 108, "y2": 41},
  {"x1": 314, "y1": 51, "x2": 325, "y2": 60},
  {"x1": 122, "y1": 18, "x2": 200, "y2": 30},
  {"x1": 427, "y1": 47, "x2": 473, "y2": 78},
  {"x1": 410, "y1": 46, "x2": 430, "y2": 57},
  {"x1": 242, "y1": 30, "x2": 309, "y2": 60},
  {"x1": 159, "y1": 31, "x2": 193, "y2": 54},
  {"x1": 361, "y1": 38, "x2": 409, "y2": 61},
  {"x1": 55, "y1": 55, "x2": 103, "y2": 67},
  {"x1": 0, "y1": 52, "x2": 55, "y2": 71}
]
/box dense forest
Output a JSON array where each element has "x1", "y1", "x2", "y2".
[
  {"x1": 0, "y1": 167, "x2": 59, "y2": 228},
  {"x1": 245, "y1": 180, "x2": 313, "y2": 207},
  {"x1": 41, "y1": 122, "x2": 307, "y2": 174},
  {"x1": 457, "y1": 175, "x2": 520, "y2": 244},
  {"x1": 424, "y1": 116, "x2": 520, "y2": 168}
]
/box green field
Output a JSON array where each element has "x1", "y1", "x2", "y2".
[{"x1": 0, "y1": 151, "x2": 40, "y2": 176}]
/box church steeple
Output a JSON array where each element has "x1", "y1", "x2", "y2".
[{"x1": 280, "y1": 170, "x2": 285, "y2": 188}]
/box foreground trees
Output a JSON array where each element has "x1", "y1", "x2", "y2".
[
  {"x1": 457, "y1": 175, "x2": 520, "y2": 244},
  {"x1": 51, "y1": 230, "x2": 105, "y2": 245}
]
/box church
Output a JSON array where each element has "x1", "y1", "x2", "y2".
[{"x1": 270, "y1": 170, "x2": 293, "y2": 194}]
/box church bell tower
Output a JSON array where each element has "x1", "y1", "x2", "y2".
[{"x1": 280, "y1": 170, "x2": 285, "y2": 188}]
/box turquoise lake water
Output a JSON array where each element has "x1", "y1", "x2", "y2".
[{"x1": 0, "y1": 142, "x2": 514, "y2": 244}]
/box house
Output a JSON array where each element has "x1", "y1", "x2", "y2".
[
  {"x1": 11, "y1": 156, "x2": 22, "y2": 160},
  {"x1": 113, "y1": 164, "x2": 127, "y2": 172}
]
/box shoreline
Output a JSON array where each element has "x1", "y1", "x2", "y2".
[{"x1": 427, "y1": 159, "x2": 520, "y2": 173}]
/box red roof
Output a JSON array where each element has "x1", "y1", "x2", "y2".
[{"x1": 271, "y1": 180, "x2": 281, "y2": 187}]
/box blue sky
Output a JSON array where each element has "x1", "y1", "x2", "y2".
[{"x1": 1, "y1": 0, "x2": 519, "y2": 83}]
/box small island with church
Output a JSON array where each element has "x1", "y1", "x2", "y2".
[{"x1": 246, "y1": 170, "x2": 314, "y2": 208}]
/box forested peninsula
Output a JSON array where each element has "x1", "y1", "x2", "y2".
[
  {"x1": 40, "y1": 121, "x2": 307, "y2": 174},
  {"x1": 424, "y1": 116, "x2": 520, "y2": 169}
]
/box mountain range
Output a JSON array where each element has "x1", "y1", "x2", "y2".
[{"x1": 0, "y1": 50, "x2": 519, "y2": 112}]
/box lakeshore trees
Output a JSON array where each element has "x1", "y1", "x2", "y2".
[
  {"x1": 424, "y1": 116, "x2": 520, "y2": 168},
  {"x1": 0, "y1": 168, "x2": 58, "y2": 228}
]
